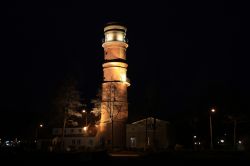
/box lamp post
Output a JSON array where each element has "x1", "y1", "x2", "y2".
[
  {"x1": 209, "y1": 108, "x2": 215, "y2": 150},
  {"x1": 35, "y1": 123, "x2": 43, "y2": 141},
  {"x1": 35, "y1": 123, "x2": 44, "y2": 150},
  {"x1": 233, "y1": 119, "x2": 237, "y2": 148},
  {"x1": 82, "y1": 110, "x2": 87, "y2": 126}
]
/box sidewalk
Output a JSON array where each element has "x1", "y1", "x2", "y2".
[{"x1": 108, "y1": 151, "x2": 141, "y2": 157}]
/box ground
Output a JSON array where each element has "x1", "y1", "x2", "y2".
[{"x1": 1, "y1": 147, "x2": 250, "y2": 164}]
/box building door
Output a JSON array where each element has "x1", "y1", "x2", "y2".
[{"x1": 130, "y1": 137, "x2": 136, "y2": 148}]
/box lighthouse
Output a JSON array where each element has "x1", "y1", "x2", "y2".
[{"x1": 99, "y1": 22, "x2": 130, "y2": 149}]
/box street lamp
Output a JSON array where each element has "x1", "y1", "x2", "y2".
[
  {"x1": 83, "y1": 126, "x2": 87, "y2": 131},
  {"x1": 193, "y1": 135, "x2": 197, "y2": 150},
  {"x1": 35, "y1": 123, "x2": 44, "y2": 142},
  {"x1": 209, "y1": 108, "x2": 216, "y2": 150},
  {"x1": 82, "y1": 110, "x2": 87, "y2": 126}
]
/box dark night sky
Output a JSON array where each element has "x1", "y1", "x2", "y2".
[{"x1": 1, "y1": 1, "x2": 249, "y2": 137}]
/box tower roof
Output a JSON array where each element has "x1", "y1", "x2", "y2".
[
  {"x1": 104, "y1": 22, "x2": 127, "y2": 32},
  {"x1": 106, "y1": 22, "x2": 125, "y2": 26}
]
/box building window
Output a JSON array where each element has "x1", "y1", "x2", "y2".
[
  {"x1": 89, "y1": 139, "x2": 93, "y2": 145},
  {"x1": 72, "y1": 140, "x2": 75, "y2": 145},
  {"x1": 77, "y1": 140, "x2": 81, "y2": 145},
  {"x1": 147, "y1": 137, "x2": 150, "y2": 146},
  {"x1": 107, "y1": 139, "x2": 111, "y2": 145}
]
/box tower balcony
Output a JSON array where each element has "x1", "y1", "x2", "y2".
[
  {"x1": 125, "y1": 77, "x2": 130, "y2": 87},
  {"x1": 103, "y1": 61, "x2": 128, "y2": 68},
  {"x1": 102, "y1": 38, "x2": 128, "y2": 44},
  {"x1": 102, "y1": 78, "x2": 130, "y2": 87}
]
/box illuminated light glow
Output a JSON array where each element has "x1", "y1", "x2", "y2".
[
  {"x1": 82, "y1": 110, "x2": 86, "y2": 113},
  {"x1": 83, "y1": 127, "x2": 87, "y2": 131},
  {"x1": 211, "y1": 109, "x2": 215, "y2": 113},
  {"x1": 39, "y1": 124, "x2": 43, "y2": 128},
  {"x1": 106, "y1": 33, "x2": 114, "y2": 41},
  {"x1": 116, "y1": 33, "x2": 124, "y2": 41},
  {"x1": 121, "y1": 74, "x2": 126, "y2": 82},
  {"x1": 193, "y1": 135, "x2": 197, "y2": 138},
  {"x1": 238, "y1": 140, "x2": 242, "y2": 144},
  {"x1": 105, "y1": 32, "x2": 125, "y2": 42},
  {"x1": 220, "y1": 139, "x2": 224, "y2": 143}
]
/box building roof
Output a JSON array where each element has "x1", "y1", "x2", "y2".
[{"x1": 131, "y1": 117, "x2": 170, "y2": 125}]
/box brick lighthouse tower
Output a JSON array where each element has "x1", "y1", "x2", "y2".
[{"x1": 99, "y1": 22, "x2": 130, "y2": 149}]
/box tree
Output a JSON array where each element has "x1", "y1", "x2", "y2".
[
  {"x1": 105, "y1": 83, "x2": 125, "y2": 149},
  {"x1": 50, "y1": 77, "x2": 82, "y2": 126},
  {"x1": 49, "y1": 77, "x2": 83, "y2": 150},
  {"x1": 90, "y1": 88, "x2": 102, "y2": 117}
]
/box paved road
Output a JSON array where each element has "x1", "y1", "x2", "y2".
[{"x1": 1, "y1": 148, "x2": 250, "y2": 164}]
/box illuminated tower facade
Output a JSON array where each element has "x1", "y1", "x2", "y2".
[{"x1": 99, "y1": 22, "x2": 130, "y2": 149}]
